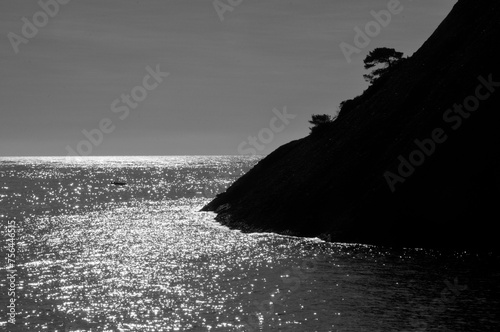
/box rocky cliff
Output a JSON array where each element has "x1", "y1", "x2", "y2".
[{"x1": 202, "y1": 0, "x2": 500, "y2": 249}]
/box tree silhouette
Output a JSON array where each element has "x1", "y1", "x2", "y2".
[
  {"x1": 363, "y1": 47, "x2": 404, "y2": 84},
  {"x1": 309, "y1": 114, "x2": 335, "y2": 133}
]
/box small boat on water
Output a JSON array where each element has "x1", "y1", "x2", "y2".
[{"x1": 111, "y1": 178, "x2": 127, "y2": 186}]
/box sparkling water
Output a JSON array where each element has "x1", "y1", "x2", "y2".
[{"x1": 1, "y1": 156, "x2": 499, "y2": 331}]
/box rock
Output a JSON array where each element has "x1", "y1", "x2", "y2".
[{"x1": 203, "y1": 0, "x2": 500, "y2": 250}]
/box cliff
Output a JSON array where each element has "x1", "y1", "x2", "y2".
[{"x1": 202, "y1": 0, "x2": 500, "y2": 249}]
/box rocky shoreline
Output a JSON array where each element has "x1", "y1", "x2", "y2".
[{"x1": 203, "y1": 0, "x2": 500, "y2": 250}]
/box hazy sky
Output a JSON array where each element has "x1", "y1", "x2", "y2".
[{"x1": 0, "y1": 0, "x2": 456, "y2": 156}]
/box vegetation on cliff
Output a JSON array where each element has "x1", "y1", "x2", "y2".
[{"x1": 203, "y1": 0, "x2": 500, "y2": 249}]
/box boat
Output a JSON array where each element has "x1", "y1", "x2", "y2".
[{"x1": 111, "y1": 178, "x2": 127, "y2": 186}]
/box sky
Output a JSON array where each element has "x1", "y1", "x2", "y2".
[{"x1": 0, "y1": 0, "x2": 457, "y2": 156}]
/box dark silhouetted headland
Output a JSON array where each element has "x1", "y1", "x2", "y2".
[{"x1": 202, "y1": 0, "x2": 500, "y2": 249}]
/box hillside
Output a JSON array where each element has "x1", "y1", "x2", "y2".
[{"x1": 202, "y1": 0, "x2": 500, "y2": 249}]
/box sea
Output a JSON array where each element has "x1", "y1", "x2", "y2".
[{"x1": 0, "y1": 156, "x2": 499, "y2": 332}]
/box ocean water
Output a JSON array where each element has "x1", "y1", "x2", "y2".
[{"x1": 0, "y1": 156, "x2": 499, "y2": 332}]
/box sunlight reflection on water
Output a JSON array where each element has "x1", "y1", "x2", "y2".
[{"x1": 1, "y1": 157, "x2": 499, "y2": 331}]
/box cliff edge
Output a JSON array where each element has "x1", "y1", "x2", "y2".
[{"x1": 202, "y1": 0, "x2": 500, "y2": 249}]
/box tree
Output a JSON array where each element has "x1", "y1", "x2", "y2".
[
  {"x1": 309, "y1": 114, "x2": 335, "y2": 133},
  {"x1": 363, "y1": 47, "x2": 404, "y2": 84}
]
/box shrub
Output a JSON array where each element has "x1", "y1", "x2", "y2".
[
  {"x1": 309, "y1": 114, "x2": 335, "y2": 134},
  {"x1": 363, "y1": 47, "x2": 404, "y2": 84}
]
